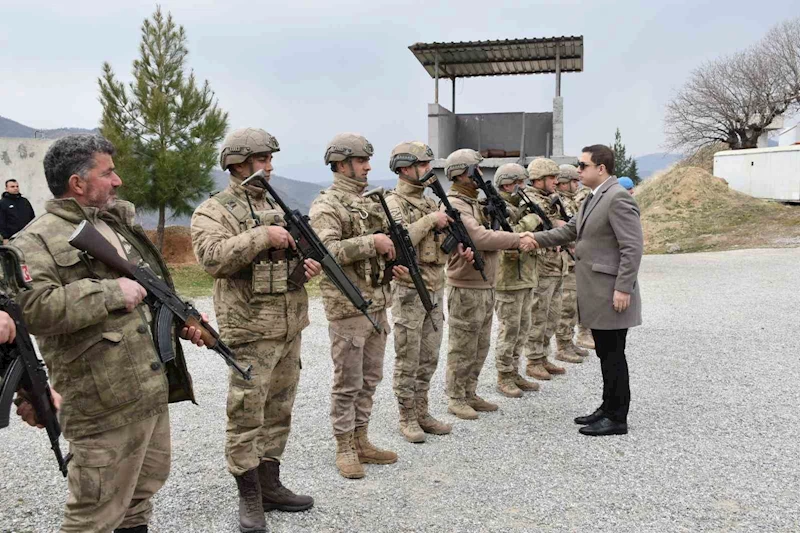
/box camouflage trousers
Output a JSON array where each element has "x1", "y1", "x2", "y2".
[
  {"x1": 61, "y1": 412, "x2": 170, "y2": 532},
  {"x1": 225, "y1": 335, "x2": 301, "y2": 476},
  {"x1": 446, "y1": 286, "x2": 495, "y2": 399},
  {"x1": 329, "y1": 311, "x2": 389, "y2": 436},
  {"x1": 527, "y1": 275, "x2": 563, "y2": 363},
  {"x1": 392, "y1": 284, "x2": 445, "y2": 399},
  {"x1": 494, "y1": 288, "x2": 537, "y2": 373},
  {"x1": 556, "y1": 268, "x2": 578, "y2": 342}
]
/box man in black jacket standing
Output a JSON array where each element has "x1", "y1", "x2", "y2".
[{"x1": 0, "y1": 179, "x2": 36, "y2": 243}]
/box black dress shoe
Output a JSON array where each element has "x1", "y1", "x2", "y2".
[
  {"x1": 574, "y1": 408, "x2": 605, "y2": 425},
  {"x1": 579, "y1": 417, "x2": 628, "y2": 436}
]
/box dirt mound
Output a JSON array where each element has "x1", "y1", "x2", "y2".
[
  {"x1": 144, "y1": 226, "x2": 197, "y2": 265},
  {"x1": 674, "y1": 142, "x2": 728, "y2": 174},
  {"x1": 637, "y1": 165, "x2": 800, "y2": 253}
]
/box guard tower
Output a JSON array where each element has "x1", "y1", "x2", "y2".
[{"x1": 409, "y1": 36, "x2": 583, "y2": 182}]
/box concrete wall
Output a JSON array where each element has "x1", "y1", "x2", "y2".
[
  {"x1": 0, "y1": 138, "x2": 53, "y2": 218},
  {"x1": 428, "y1": 103, "x2": 457, "y2": 159},
  {"x1": 713, "y1": 145, "x2": 800, "y2": 202}
]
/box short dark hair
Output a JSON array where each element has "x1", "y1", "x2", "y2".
[
  {"x1": 5, "y1": 179, "x2": 17, "y2": 186},
  {"x1": 43, "y1": 134, "x2": 115, "y2": 197},
  {"x1": 582, "y1": 144, "x2": 615, "y2": 175}
]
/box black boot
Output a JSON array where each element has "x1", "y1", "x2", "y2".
[
  {"x1": 114, "y1": 527, "x2": 148, "y2": 533},
  {"x1": 234, "y1": 468, "x2": 267, "y2": 532},
  {"x1": 259, "y1": 460, "x2": 314, "y2": 512}
]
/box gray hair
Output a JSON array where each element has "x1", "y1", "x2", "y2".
[{"x1": 43, "y1": 134, "x2": 115, "y2": 197}]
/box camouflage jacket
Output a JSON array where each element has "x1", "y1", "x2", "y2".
[
  {"x1": 309, "y1": 173, "x2": 391, "y2": 321},
  {"x1": 574, "y1": 186, "x2": 592, "y2": 206},
  {"x1": 557, "y1": 190, "x2": 580, "y2": 268},
  {"x1": 443, "y1": 186, "x2": 520, "y2": 289},
  {"x1": 191, "y1": 176, "x2": 310, "y2": 346},
  {"x1": 385, "y1": 179, "x2": 448, "y2": 292},
  {"x1": 13, "y1": 199, "x2": 195, "y2": 440},
  {"x1": 525, "y1": 186, "x2": 569, "y2": 276},
  {"x1": 496, "y1": 191, "x2": 540, "y2": 291}
]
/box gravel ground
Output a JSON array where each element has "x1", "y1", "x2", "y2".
[{"x1": 2, "y1": 248, "x2": 799, "y2": 532}]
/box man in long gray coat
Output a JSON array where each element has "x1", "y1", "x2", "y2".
[{"x1": 531, "y1": 144, "x2": 643, "y2": 437}]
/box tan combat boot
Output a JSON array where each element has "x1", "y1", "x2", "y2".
[
  {"x1": 448, "y1": 398, "x2": 479, "y2": 420},
  {"x1": 543, "y1": 358, "x2": 566, "y2": 375},
  {"x1": 497, "y1": 372, "x2": 523, "y2": 398},
  {"x1": 571, "y1": 341, "x2": 590, "y2": 357},
  {"x1": 233, "y1": 468, "x2": 267, "y2": 533},
  {"x1": 526, "y1": 360, "x2": 552, "y2": 380},
  {"x1": 398, "y1": 398, "x2": 426, "y2": 443},
  {"x1": 513, "y1": 372, "x2": 540, "y2": 391},
  {"x1": 467, "y1": 393, "x2": 499, "y2": 412},
  {"x1": 556, "y1": 338, "x2": 583, "y2": 364},
  {"x1": 258, "y1": 460, "x2": 314, "y2": 512},
  {"x1": 334, "y1": 432, "x2": 364, "y2": 479},
  {"x1": 576, "y1": 326, "x2": 595, "y2": 349},
  {"x1": 353, "y1": 425, "x2": 398, "y2": 464},
  {"x1": 415, "y1": 394, "x2": 452, "y2": 435}
]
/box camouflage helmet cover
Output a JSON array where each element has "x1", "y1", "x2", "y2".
[
  {"x1": 389, "y1": 141, "x2": 434, "y2": 172},
  {"x1": 527, "y1": 157, "x2": 560, "y2": 181},
  {"x1": 557, "y1": 163, "x2": 580, "y2": 183},
  {"x1": 444, "y1": 148, "x2": 483, "y2": 180},
  {"x1": 219, "y1": 127, "x2": 280, "y2": 170},
  {"x1": 494, "y1": 163, "x2": 528, "y2": 187},
  {"x1": 324, "y1": 132, "x2": 374, "y2": 165}
]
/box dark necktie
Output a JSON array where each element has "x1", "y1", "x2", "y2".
[{"x1": 583, "y1": 192, "x2": 594, "y2": 212}]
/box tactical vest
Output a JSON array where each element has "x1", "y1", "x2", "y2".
[
  {"x1": 386, "y1": 190, "x2": 448, "y2": 266},
  {"x1": 212, "y1": 189, "x2": 301, "y2": 294}
]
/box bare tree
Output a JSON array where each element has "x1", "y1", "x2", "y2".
[{"x1": 665, "y1": 17, "x2": 800, "y2": 152}]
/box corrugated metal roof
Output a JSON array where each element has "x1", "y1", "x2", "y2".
[{"x1": 409, "y1": 36, "x2": 584, "y2": 78}]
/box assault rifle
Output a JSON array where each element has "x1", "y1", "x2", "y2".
[
  {"x1": 363, "y1": 187, "x2": 437, "y2": 331},
  {"x1": 68, "y1": 222, "x2": 252, "y2": 380},
  {"x1": 466, "y1": 164, "x2": 513, "y2": 232},
  {"x1": 551, "y1": 195, "x2": 572, "y2": 223},
  {"x1": 422, "y1": 169, "x2": 487, "y2": 281},
  {"x1": 516, "y1": 188, "x2": 575, "y2": 261},
  {"x1": 0, "y1": 245, "x2": 71, "y2": 477},
  {"x1": 242, "y1": 170, "x2": 381, "y2": 332}
]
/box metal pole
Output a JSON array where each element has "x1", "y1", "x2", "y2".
[
  {"x1": 555, "y1": 44, "x2": 561, "y2": 97},
  {"x1": 434, "y1": 55, "x2": 439, "y2": 104},
  {"x1": 452, "y1": 77, "x2": 456, "y2": 113}
]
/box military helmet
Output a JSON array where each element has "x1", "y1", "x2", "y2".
[
  {"x1": 494, "y1": 163, "x2": 528, "y2": 187},
  {"x1": 219, "y1": 128, "x2": 280, "y2": 170},
  {"x1": 527, "y1": 157, "x2": 560, "y2": 181},
  {"x1": 444, "y1": 149, "x2": 482, "y2": 180},
  {"x1": 389, "y1": 141, "x2": 434, "y2": 173},
  {"x1": 558, "y1": 163, "x2": 579, "y2": 183},
  {"x1": 324, "y1": 133, "x2": 374, "y2": 165}
]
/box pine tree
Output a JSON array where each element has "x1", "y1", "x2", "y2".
[
  {"x1": 611, "y1": 128, "x2": 641, "y2": 185},
  {"x1": 98, "y1": 7, "x2": 228, "y2": 251}
]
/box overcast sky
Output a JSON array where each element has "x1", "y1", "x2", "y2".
[{"x1": 2, "y1": 0, "x2": 798, "y2": 183}]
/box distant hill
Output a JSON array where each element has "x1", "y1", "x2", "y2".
[
  {"x1": 0, "y1": 115, "x2": 98, "y2": 139},
  {"x1": 634, "y1": 153, "x2": 683, "y2": 179}
]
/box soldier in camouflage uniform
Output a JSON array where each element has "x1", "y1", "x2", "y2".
[
  {"x1": 570, "y1": 172, "x2": 596, "y2": 350},
  {"x1": 524, "y1": 158, "x2": 575, "y2": 381},
  {"x1": 385, "y1": 142, "x2": 454, "y2": 443},
  {"x1": 13, "y1": 135, "x2": 202, "y2": 533},
  {"x1": 492, "y1": 163, "x2": 542, "y2": 398},
  {"x1": 192, "y1": 128, "x2": 320, "y2": 532},
  {"x1": 443, "y1": 149, "x2": 537, "y2": 420},
  {"x1": 310, "y1": 133, "x2": 404, "y2": 479},
  {"x1": 554, "y1": 165, "x2": 591, "y2": 361}
]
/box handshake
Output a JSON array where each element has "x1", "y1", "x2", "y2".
[{"x1": 518, "y1": 232, "x2": 540, "y2": 252}]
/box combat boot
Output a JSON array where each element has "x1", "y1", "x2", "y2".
[
  {"x1": 258, "y1": 460, "x2": 314, "y2": 512},
  {"x1": 556, "y1": 339, "x2": 583, "y2": 364},
  {"x1": 467, "y1": 393, "x2": 499, "y2": 412},
  {"x1": 448, "y1": 398, "x2": 479, "y2": 420},
  {"x1": 526, "y1": 360, "x2": 552, "y2": 380},
  {"x1": 497, "y1": 372, "x2": 523, "y2": 398},
  {"x1": 415, "y1": 393, "x2": 452, "y2": 434},
  {"x1": 233, "y1": 468, "x2": 267, "y2": 533},
  {"x1": 353, "y1": 424, "x2": 398, "y2": 464},
  {"x1": 576, "y1": 326, "x2": 595, "y2": 349},
  {"x1": 571, "y1": 341, "x2": 590, "y2": 357},
  {"x1": 114, "y1": 527, "x2": 148, "y2": 533},
  {"x1": 543, "y1": 358, "x2": 566, "y2": 375},
  {"x1": 334, "y1": 432, "x2": 364, "y2": 479},
  {"x1": 398, "y1": 398, "x2": 426, "y2": 443},
  {"x1": 513, "y1": 372, "x2": 540, "y2": 392}
]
